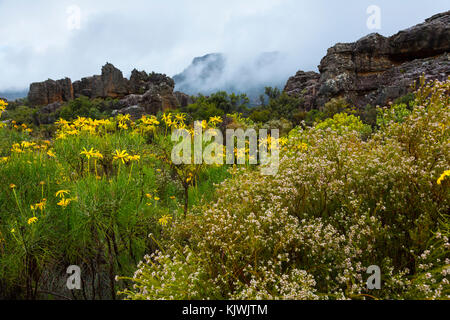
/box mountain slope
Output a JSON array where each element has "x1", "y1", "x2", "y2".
[{"x1": 173, "y1": 52, "x2": 291, "y2": 104}]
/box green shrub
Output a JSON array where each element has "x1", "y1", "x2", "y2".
[
  {"x1": 315, "y1": 112, "x2": 372, "y2": 139},
  {"x1": 4, "y1": 105, "x2": 36, "y2": 126},
  {"x1": 323, "y1": 97, "x2": 349, "y2": 118},
  {"x1": 376, "y1": 103, "x2": 411, "y2": 128},
  {"x1": 58, "y1": 96, "x2": 114, "y2": 120},
  {"x1": 184, "y1": 92, "x2": 249, "y2": 122},
  {"x1": 394, "y1": 93, "x2": 415, "y2": 108},
  {"x1": 249, "y1": 109, "x2": 271, "y2": 123}
]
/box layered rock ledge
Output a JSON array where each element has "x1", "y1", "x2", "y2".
[{"x1": 284, "y1": 11, "x2": 450, "y2": 110}]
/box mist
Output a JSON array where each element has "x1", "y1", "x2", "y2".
[
  {"x1": 0, "y1": 0, "x2": 449, "y2": 96},
  {"x1": 173, "y1": 52, "x2": 300, "y2": 99}
]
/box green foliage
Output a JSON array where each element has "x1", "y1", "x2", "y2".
[
  {"x1": 58, "y1": 96, "x2": 115, "y2": 121},
  {"x1": 184, "y1": 92, "x2": 249, "y2": 121},
  {"x1": 0, "y1": 114, "x2": 230, "y2": 299},
  {"x1": 264, "y1": 87, "x2": 281, "y2": 100},
  {"x1": 304, "y1": 109, "x2": 326, "y2": 127},
  {"x1": 0, "y1": 127, "x2": 29, "y2": 156},
  {"x1": 249, "y1": 109, "x2": 271, "y2": 123},
  {"x1": 4, "y1": 106, "x2": 36, "y2": 126},
  {"x1": 359, "y1": 104, "x2": 378, "y2": 127},
  {"x1": 323, "y1": 97, "x2": 349, "y2": 118},
  {"x1": 376, "y1": 103, "x2": 411, "y2": 128},
  {"x1": 186, "y1": 98, "x2": 224, "y2": 121},
  {"x1": 249, "y1": 87, "x2": 302, "y2": 124},
  {"x1": 260, "y1": 118, "x2": 293, "y2": 137},
  {"x1": 394, "y1": 93, "x2": 415, "y2": 108},
  {"x1": 315, "y1": 112, "x2": 372, "y2": 139}
]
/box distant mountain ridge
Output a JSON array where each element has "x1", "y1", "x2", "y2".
[
  {"x1": 0, "y1": 90, "x2": 28, "y2": 101},
  {"x1": 173, "y1": 52, "x2": 291, "y2": 104},
  {"x1": 173, "y1": 53, "x2": 226, "y2": 93}
]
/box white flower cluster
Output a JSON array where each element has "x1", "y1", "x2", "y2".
[{"x1": 122, "y1": 77, "x2": 449, "y2": 300}]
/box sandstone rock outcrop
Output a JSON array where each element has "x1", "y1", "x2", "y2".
[
  {"x1": 28, "y1": 78, "x2": 73, "y2": 106},
  {"x1": 36, "y1": 102, "x2": 63, "y2": 124},
  {"x1": 284, "y1": 11, "x2": 450, "y2": 109},
  {"x1": 174, "y1": 91, "x2": 193, "y2": 108},
  {"x1": 114, "y1": 105, "x2": 146, "y2": 119},
  {"x1": 115, "y1": 79, "x2": 180, "y2": 119},
  {"x1": 73, "y1": 63, "x2": 129, "y2": 99},
  {"x1": 28, "y1": 63, "x2": 183, "y2": 115},
  {"x1": 284, "y1": 71, "x2": 320, "y2": 111}
]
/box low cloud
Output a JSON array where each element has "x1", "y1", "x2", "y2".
[{"x1": 0, "y1": 0, "x2": 448, "y2": 92}]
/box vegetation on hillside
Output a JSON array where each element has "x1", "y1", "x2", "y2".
[{"x1": 0, "y1": 76, "x2": 448, "y2": 300}]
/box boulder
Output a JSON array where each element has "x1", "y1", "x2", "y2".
[
  {"x1": 174, "y1": 91, "x2": 193, "y2": 108},
  {"x1": 115, "y1": 105, "x2": 146, "y2": 120},
  {"x1": 141, "y1": 82, "x2": 179, "y2": 113},
  {"x1": 73, "y1": 75, "x2": 104, "y2": 99},
  {"x1": 36, "y1": 102, "x2": 63, "y2": 124},
  {"x1": 284, "y1": 71, "x2": 320, "y2": 111},
  {"x1": 129, "y1": 69, "x2": 150, "y2": 94},
  {"x1": 100, "y1": 63, "x2": 129, "y2": 98},
  {"x1": 117, "y1": 83, "x2": 180, "y2": 116}
]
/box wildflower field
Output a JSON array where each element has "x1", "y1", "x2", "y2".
[{"x1": 0, "y1": 78, "x2": 449, "y2": 300}]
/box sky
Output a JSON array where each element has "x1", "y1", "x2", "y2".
[{"x1": 0, "y1": 0, "x2": 448, "y2": 92}]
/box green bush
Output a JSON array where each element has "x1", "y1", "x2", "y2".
[
  {"x1": 4, "y1": 106, "x2": 36, "y2": 126},
  {"x1": 376, "y1": 103, "x2": 411, "y2": 128},
  {"x1": 186, "y1": 99, "x2": 224, "y2": 121},
  {"x1": 394, "y1": 93, "x2": 415, "y2": 108},
  {"x1": 184, "y1": 92, "x2": 249, "y2": 122},
  {"x1": 58, "y1": 96, "x2": 115, "y2": 121},
  {"x1": 249, "y1": 109, "x2": 271, "y2": 123},
  {"x1": 315, "y1": 112, "x2": 372, "y2": 139},
  {"x1": 323, "y1": 97, "x2": 349, "y2": 118},
  {"x1": 249, "y1": 87, "x2": 303, "y2": 125}
]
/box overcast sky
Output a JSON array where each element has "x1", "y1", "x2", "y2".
[{"x1": 0, "y1": 0, "x2": 448, "y2": 91}]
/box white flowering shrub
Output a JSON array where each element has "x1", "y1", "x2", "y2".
[{"x1": 121, "y1": 78, "x2": 449, "y2": 300}]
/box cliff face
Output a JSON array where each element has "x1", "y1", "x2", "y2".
[
  {"x1": 284, "y1": 11, "x2": 450, "y2": 110},
  {"x1": 71, "y1": 63, "x2": 129, "y2": 99},
  {"x1": 28, "y1": 78, "x2": 74, "y2": 106},
  {"x1": 27, "y1": 63, "x2": 183, "y2": 116}
]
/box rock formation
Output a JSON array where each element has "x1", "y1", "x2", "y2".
[
  {"x1": 174, "y1": 91, "x2": 193, "y2": 108},
  {"x1": 283, "y1": 71, "x2": 320, "y2": 111},
  {"x1": 28, "y1": 63, "x2": 185, "y2": 117},
  {"x1": 284, "y1": 11, "x2": 450, "y2": 110},
  {"x1": 28, "y1": 78, "x2": 74, "y2": 106},
  {"x1": 72, "y1": 63, "x2": 129, "y2": 99},
  {"x1": 115, "y1": 79, "x2": 180, "y2": 119}
]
